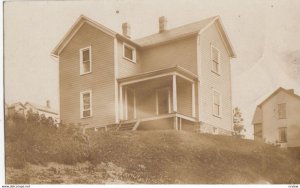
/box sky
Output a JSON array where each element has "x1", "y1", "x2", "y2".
[{"x1": 4, "y1": 0, "x2": 300, "y2": 138}]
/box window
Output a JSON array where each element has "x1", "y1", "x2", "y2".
[
  {"x1": 278, "y1": 103, "x2": 286, "y2": 119},
  {"x1": 211, "y1": 45, "x2": 220, "y2": 74},
  {"x1": 278, "y1": 127, "x2": 287, "y2": 143},
  {"x1": 123, "y1": 43, "x2": 136, "y2": 62},
  {"x1": 213, "y1": 90, "x2": 221, "y2": 117},
  {"x1": 156, "y1": 88, "x2": 171, "y2": 115},
  {"x1": 80, "y1": 90, "x2": 92, "y2": 118},
  {"x1": 80, "y1": 46, "x2": 92, "y2": 75}
]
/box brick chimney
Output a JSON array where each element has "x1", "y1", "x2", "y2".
[
  {"x1": 159, "y1": 16, "x2": 167, "y2": 33},
  {"x1": 122, "y1": 22, "x2": 131, "y2": 38},
  {"x1": 46, "y1": 100, "x2": 50, "y2": 108}
]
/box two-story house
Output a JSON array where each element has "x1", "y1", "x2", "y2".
[
  {"x1": 51, "y1": 15, "x2": 236, "y2": 134},
  {"x1": 252, "y1": 87, "x2": 300, "y2": 147}
]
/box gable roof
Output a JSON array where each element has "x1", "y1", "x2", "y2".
[
  {"x1": 134, "y1": 16, "x2": 236, "y2": 58},
  {"x1": 252, "y1": 106, "x2": 263, "y2": 124},
  {"x1": 257, "y1": 87, "x2": 300, "y2": 108},
  {"x1": 51, "y1": 15, "x2": 140, "y2": 57},
  {"x1": 252, "y1": 87, "x2": 300, "y2": 125},
  {"x1": 24, "y1": 102, "x2": 58, "y2": 115},
  {"x1": 52, "y1": 15, "x2": 236, "y2": 58}
]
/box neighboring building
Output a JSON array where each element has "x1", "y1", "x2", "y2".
[
  {"x1": 252, "y1": 87, "x2": 300, "y2": 148},
  {"x1": 24, "y1": 100, "x2": 59, "y2": 123},
  {"x1": 51, "y1": 15, "x2": 236, "y2": 134},
  {"x1": 7, "y1": 102, "x2": 25, "y2": 118}
]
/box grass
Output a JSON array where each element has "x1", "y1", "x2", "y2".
[{"x1": 5, "y1": 124, "x2": 300, "y2": 184}]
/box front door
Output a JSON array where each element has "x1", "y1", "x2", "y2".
[
  {"x1": 126, "y1": 88, "x2": 135, "y2": 120},
  {"x1": 156, "y1": 88, "x2": 171, "y2": 115}
]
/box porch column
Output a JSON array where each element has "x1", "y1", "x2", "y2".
[
  {"x1": 125, "y1": 87, "x2": 128, "y2": 120},
  {"x1": 172, "y1": 74, "x2": 177, "y2": 112},
  {"x1": 192, "y1": 82, "x2": 196, "y2": 118},
  {"x1": 133, "y1": 89, "x2": 137, "y2": 119},
  {"x1": 174, "y1": 116, "x2": 178, "y2": 130},
  {"x1": 119, "y1": 85, "x2": 123, "y2": 120}
]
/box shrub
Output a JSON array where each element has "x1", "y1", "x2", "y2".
[{"x1": 5, "y1": 112, "x2": 90, "y2": 167}]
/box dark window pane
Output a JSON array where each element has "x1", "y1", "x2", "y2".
[
  {"x1": 82, "y1": 49, "x2": 90, "y2": 61},
  {"x1": 124, "y1": 46, "x2": 133, "y2": 60}
]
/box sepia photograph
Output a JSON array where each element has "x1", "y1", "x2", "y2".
[{"x1": 2, "y1": 0, "x2": 300, "y2": 185}]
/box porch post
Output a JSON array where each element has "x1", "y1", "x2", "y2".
[
  {"x1": 192, "y1": 82, "x2": 196, "y2": 118},
  {"x1": 125, "y1": 87, "x2": 128, "y2": 120},
  {"x1": 174, "y1": 116, "x2": 178, "y2": 130},
  {"x1": 172, "y1": 74, "x2": 177, "y2": 112},
  {"x1": 133, "y1": 89, "x2": 137, "y2": 119},
  {"x1": 119, "y1": 85, "x2": 123, "y2": 120}
]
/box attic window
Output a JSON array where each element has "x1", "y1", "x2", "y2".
[
  {"x1": 211, "y1": 45, "x2": 220, "y2": 75},
  {"x1": 80, "y1": 46, "x2": 92, "y2": 75},
  {"x1": 123, "y1": 43, "x2": 136, "y2": 63}
]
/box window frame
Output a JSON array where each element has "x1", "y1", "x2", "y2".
[
  {"x1": 155, "y1": 87, "x2": 171, "y2": 115},
  {"x1": 278, "y1": 127, "x2": 287, "y2": 143},
  {"x1": 278, "y1": 103, "x2": 287, "y2": 119},
  {"x1": 211, "y1": 44, "x2": 221, "y2": 75},
  {"x1": 80, "y1": 46, "x2": 92, "y2": 75},
  {"x1": 123, "y1": 43, "x2": 136, "y2": 63},
  {"x1": 80, "y1": 90, "x2": 92, "y2": 119},
  {"x1": 212, "y1": 89, "x2": 222, "y2": 118}
]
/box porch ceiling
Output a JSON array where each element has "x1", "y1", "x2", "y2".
[{"x1": 117, "y1": 66, "x2": 198, "y2": 86}]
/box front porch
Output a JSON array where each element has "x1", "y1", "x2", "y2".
[{"x1": 117, "y1": 66, "x2": 199, "y2": 131}]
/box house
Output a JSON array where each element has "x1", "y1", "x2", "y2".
[
  {"x1": 24, "y1": 100, "x2": 59, "y2": 124},
  {"x1": 51, "y1": 15, "x2": 236, "y2": 134},
  {"x1": 7, "y1": 102, "x2": 25, "y2": 118},
  {"x1": 252, "y1": 87, "x2": 300, "y2": 148}
]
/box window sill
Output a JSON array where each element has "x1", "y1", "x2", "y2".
[
  {"x1": 211, "y1": 70, "x2": 221, "y2": 76},
  {"x1": 213, "y1": 114, "x2": 222, "y2": 119},
  {"x1": 80, "y1": 71, "x2": 92, "y2": 76},
  {"x1": 81, "y1": 116, "x2": 92, "y2": 119},
  {"x1": 123, "y1": 57, "x2": 136, "y2": 64}
]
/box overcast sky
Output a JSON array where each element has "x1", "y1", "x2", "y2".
[{"x1": 4, "y1": 0, "x2": 300, "y2": 137}]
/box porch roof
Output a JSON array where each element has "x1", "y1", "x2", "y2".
[{"x1": 117, "y1": 66, "x2": 198, "y2": 85}]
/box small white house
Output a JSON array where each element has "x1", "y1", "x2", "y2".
[
  {"x1": 252, "y1": 87, "x2": 300, "y2": 148},
  {"x1": 24, "y1": 100, "x2": 59, "y2": 123}
]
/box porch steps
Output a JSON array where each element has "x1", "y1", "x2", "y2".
[
  {"x1": 118, "y1": 122, "x2": 136, "y2": 131},
  {"x1": 117, "y1": 120, "x2": 141, "y2": 131}
]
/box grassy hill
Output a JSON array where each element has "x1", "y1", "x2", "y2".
[{"x1": 5, "y1": 127, "x2": 300, "y2": 184}]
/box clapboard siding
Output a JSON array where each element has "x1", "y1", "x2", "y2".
[
  {"x1": 261, "y1": 91, "x2": 300, "y2": 147},
  {"x1": 141, "y1": 37, "x2": 197, "y2": 74},
  {"x1": 59, "y1": 23, "x2": 115, "y2": 126},
  {"x1": 198, "y1": 23, "x2": 233, "y2": 131},
  {"x1": 117, "y1": 41, "x2": 142, "y2": 78},
  {"x1": 177, "y1": 78, "x2": 193, "y2": 117}
]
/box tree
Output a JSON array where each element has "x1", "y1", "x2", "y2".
[{"x1": 233, "y1": 107, "x2": 246, "y2": 137}]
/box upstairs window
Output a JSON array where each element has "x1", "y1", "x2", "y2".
[
  {"x1": 80, "y1": 46, "x2": 92, "y2": 75},
  {"x1": 278, "y1": 103, "x2": 286, "y2": 119},
  {"x1": 123, "y1": 43, "x2": 136, "y2": 63},
  {"x1": 211, "y1": 45, "x2": 220, "y2": 74},
  {"x1": 80, "y1": 90, "x2": 92, "y2": 118},
  {"x1": 278, "y1": 127, "x2": 287, "y2": 143},
  {"x1": 213, "y1": 90, "x2": 221, "y2": 117}
]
